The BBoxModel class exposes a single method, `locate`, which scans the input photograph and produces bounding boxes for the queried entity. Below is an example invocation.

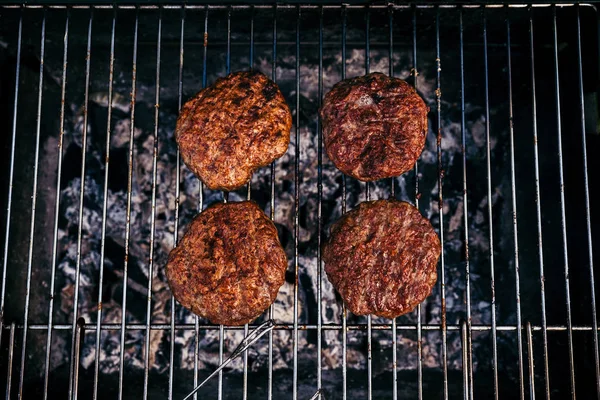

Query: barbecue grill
[0,1,598,399]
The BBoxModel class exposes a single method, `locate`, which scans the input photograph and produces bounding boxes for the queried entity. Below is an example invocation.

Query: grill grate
[0,2,599,399]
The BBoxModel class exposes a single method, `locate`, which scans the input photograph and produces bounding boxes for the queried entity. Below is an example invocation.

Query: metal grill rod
[459,7,474,399]
[142,8,162,399]
[93,8,116,399]
[482,10,499,400]
[16,8,46,400]
[388,6,398,400]
[528,8,552,399]
[506,9,525,400]
[293,7,301,400]
[317,5,324,400]
[0,5,22,358]
[575,4,600,397]
[340,6,348,400]
[412,6,424,399]
[68,9,93,400]
[169,5,186,400]
[268,5,277,399]
[43,8,69,400]
[119,5,139,398]
[435,6,449,400]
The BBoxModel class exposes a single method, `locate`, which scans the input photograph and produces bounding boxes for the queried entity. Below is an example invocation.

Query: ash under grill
[0,3,599,399]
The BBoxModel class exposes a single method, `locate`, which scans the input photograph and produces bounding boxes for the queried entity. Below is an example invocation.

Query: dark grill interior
[0,2,599,399]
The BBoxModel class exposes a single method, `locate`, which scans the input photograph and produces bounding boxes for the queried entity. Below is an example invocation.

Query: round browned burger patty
[165,201,287,326]
[175,70,292,191]
[319,72,428,181]
[323,200,440,319]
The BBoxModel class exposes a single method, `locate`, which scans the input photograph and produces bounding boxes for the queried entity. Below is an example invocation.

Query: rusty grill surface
[0,2,599,399]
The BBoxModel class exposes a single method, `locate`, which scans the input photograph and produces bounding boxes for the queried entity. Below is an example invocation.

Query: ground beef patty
[175,71,292,191]
[165,201,287,325]
[323,200,440,319]
[319,72,428,181]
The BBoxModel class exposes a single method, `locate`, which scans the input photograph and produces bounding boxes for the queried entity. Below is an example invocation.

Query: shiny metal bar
[18,9,46,400]
[528,8,551,399]
[388,6,397,399]
[317,5,324,399]
[435,7,449,399]
[364,6,372,400]
[6,323,16,399]
[93,8,116,399]
[292,7,301,400]
[119,6,139,399]
[0,7,22,351]
[527,322,535,400]
[6,322,600,332]
[341,6,348,400]
[459,8,474,399]
[412,6,423,399]
[142,8,162,400]
[72,318,84,400]
[43,9,70,400]
[68,9,93,400]
[461,320,468,400]
[575,4,599,397]
[482,11,499,400]
[506,10,525,400]
[169,5,186,400]
[268,6,277,400]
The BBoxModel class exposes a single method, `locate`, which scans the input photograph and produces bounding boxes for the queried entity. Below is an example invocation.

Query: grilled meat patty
[165,201,287,325]
[175,70,292,191]
[319,72,428,181]
[323,200,440,319]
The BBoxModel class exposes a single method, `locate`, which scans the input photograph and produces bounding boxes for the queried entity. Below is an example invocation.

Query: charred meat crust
[323,200,440,319]
[165,201,288,325]
[319,72,428,181]
[175,71,292,191]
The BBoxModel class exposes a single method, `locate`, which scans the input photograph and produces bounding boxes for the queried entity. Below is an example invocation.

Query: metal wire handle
[182,319,276,400]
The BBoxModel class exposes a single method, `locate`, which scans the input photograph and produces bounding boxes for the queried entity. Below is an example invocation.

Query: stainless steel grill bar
[528,8,552,399]
[527,322,535,399]
[292,7,301,400]
[388,6,398,399]
[243,7,252,397]
[461,320,468,400]
[556,6,577,399]
[72,318,84,399]
[68,9,93,399]
[317,6,324,400]
[194,9,206,400]
[340,6,348,400]
[93,8,116,399]
[364,6,373,400]
[412,6,424,399]
[506,10,525,400]
[459,8,474,399]
[118,6,139,398]
[6,322,600,331]
[120,6,139,398]
[169,5,186,400]
[268,6,277,399]
[435,7,449,400]
[0,6,21,352]
[0,4,595,10]
[18,9,46,400]
[142,8,162,399]
[5,323,16,399]
[482,11,499,400]
[575,4,600,398]
[43,8,69,400]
